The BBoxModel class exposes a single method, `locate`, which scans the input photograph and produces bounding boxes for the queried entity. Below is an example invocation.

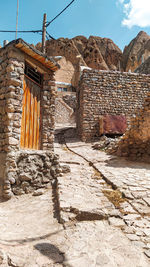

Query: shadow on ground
[34,242,72,267]
[104,156,150,170]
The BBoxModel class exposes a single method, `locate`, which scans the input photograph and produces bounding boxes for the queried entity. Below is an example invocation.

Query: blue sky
[0,0,150,51]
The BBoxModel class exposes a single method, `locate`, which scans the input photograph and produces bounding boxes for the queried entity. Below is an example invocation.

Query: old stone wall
[55,92,76,125]
[0,44,57,199]
[114,93,150,161]
[2,150,61,198]
[55,97,75,124]
[0,53,7,152]
[41,73,56,150]
[0,46,56,153]
[62,94,76,111]
[0,153,6,197]
[77,69,150,141]
[0,46,24,199]
[0,47,24,152]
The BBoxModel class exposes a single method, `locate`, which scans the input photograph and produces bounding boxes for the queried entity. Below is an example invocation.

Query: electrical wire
[0,29,55,40]
[46,31,55,40]
[0,0,76,40]
[0,1,76,40]
[46,0,75,28]
[0,30,42,33]
[0,1,76,39]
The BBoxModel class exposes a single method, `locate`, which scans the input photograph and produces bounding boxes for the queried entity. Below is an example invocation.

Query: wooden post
[16,0,19,39]
[42,13,47,53]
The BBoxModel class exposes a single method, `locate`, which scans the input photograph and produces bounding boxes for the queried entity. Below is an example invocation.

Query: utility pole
[42,13,47,53]
[16,0,19,39]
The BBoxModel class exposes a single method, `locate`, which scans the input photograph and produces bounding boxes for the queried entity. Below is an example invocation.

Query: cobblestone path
[59,127,150,260]
[0,126,150,266]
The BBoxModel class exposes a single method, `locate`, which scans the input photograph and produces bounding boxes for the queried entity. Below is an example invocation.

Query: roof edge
[0,38,60,72]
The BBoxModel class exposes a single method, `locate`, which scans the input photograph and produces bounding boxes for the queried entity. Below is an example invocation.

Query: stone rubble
[92,135,121,151]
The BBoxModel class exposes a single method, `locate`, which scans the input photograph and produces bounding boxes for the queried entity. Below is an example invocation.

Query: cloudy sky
[0,0,150,50]
[120,0,150,28]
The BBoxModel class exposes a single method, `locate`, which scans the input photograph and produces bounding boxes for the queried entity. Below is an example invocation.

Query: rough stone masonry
[0,39,61,200]
[77,69,150,141]
[113,92,150,162]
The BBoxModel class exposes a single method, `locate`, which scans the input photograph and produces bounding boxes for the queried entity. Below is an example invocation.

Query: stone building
[77,69,150,141]
[0,38,61,200]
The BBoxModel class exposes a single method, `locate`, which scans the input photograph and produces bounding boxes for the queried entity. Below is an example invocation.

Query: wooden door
[20,77,41,150]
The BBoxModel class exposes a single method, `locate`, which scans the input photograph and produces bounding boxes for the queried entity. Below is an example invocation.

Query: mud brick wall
[77,69,150,141]
[115,93,150,162]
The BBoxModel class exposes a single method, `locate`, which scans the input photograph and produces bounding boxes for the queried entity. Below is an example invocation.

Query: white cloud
[118,0,150,28]
[119,0,125,3]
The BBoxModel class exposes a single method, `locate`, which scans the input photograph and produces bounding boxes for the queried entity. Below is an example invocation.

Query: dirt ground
[0,126,150,266]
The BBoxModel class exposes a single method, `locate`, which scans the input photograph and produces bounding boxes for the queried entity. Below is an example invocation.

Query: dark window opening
[57,87,67,92]
[71,86,76,92]
[25,63,43,86]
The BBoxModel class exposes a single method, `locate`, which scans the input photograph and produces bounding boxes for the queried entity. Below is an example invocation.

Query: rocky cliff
[122,31,150,72]
[35,31,150,75]
[44,35,122,71]
[135,56,150,74]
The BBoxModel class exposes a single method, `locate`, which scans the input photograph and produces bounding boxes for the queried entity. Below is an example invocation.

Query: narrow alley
[0,126,150,266]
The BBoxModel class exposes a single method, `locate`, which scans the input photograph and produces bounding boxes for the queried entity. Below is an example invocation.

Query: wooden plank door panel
[20,80,27,148]
[33,86,38,149]
[29,85,34,149]
[36,91,40,150]
[25,86,31,148]
[20,77,41,150]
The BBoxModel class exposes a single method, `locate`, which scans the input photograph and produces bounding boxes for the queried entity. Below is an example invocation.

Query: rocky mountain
[43,35,123,71]
[35,31,150,74]
[135,56,150,74]
[122,31,150,72]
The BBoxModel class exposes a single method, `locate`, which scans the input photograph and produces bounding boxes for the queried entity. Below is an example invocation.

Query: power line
[0,0,76,40]
[0,29,56,41]
[46,0,75,28]
[0,30,42,33]
[0,28,56,44]
[0,1,76,40]
[46,31,55,40]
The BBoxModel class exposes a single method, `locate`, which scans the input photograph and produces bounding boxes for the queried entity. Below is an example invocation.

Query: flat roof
[1,38,60,72]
